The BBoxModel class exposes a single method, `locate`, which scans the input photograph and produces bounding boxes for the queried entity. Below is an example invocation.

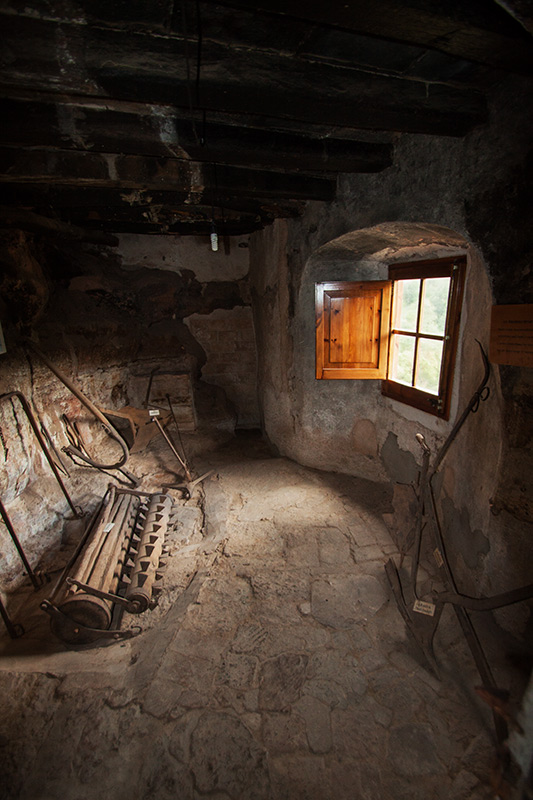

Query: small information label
[413,599,436,617]
[149,408,160,417]
[103,523,115,533]
[433,548,444,568]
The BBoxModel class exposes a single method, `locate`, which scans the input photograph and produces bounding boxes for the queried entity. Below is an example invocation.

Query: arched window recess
[315,255,466,420]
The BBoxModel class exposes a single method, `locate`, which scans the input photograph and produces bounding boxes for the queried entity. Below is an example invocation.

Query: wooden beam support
[0,184,305,220]
[0,147,336,201]
[66,218,267,236]
[3,0,531,75]
[0,98,394,174]
[0,15,488,136]
[203,0,533,75]
[0,206,119,245]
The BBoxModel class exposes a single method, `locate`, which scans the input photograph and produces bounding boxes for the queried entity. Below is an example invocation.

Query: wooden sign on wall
[490,304,533,366]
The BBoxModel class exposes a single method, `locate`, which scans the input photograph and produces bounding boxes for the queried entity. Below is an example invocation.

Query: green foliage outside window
[391,277,450,395]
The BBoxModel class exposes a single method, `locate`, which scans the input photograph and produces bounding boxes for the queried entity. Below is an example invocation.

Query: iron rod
[0,391,82,517]
[26,343,130,470]
[0,499,41,590]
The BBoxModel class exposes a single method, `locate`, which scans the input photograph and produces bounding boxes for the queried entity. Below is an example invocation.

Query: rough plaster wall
[250,76,532,636]
[185,306,260,428]
[249,222,294,444]
[117,233,250,282]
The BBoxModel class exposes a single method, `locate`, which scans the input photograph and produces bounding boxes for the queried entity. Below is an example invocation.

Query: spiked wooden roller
[41,486,174,644]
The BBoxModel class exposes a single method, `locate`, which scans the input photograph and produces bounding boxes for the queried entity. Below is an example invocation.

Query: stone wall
[186,306,259,428]
[249,75,533,640]
[0,231,255,580]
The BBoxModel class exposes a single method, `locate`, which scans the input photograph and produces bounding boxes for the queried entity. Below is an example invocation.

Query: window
[315,256,466,419]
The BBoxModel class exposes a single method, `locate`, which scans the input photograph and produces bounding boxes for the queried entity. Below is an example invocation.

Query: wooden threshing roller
[41,486,175,645]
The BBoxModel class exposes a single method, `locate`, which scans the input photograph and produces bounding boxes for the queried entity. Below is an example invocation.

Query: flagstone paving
[0,434,496,799]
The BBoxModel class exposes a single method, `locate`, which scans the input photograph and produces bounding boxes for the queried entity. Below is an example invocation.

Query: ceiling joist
[0,0,530,237]
[0,146,337,202]
[0,98,394,175]
[0,14,488,137]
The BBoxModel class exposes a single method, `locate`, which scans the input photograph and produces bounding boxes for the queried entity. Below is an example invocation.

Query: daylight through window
[315,256,466,419]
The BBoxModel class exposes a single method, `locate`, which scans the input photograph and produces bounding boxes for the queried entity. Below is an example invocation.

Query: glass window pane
[394,279,420,332]
[420,277,450,336]
[390,334,415,386]
[415,338,444,395]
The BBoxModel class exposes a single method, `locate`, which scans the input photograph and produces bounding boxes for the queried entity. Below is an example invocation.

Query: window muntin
[388,276,451,393]
[382,257,465,419]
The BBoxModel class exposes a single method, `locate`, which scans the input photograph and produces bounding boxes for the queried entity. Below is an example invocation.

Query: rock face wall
[0,232,257,580]
[250,76,533,640]
[186,306,259,428]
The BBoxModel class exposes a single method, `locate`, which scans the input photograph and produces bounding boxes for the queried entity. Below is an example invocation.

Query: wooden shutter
[315,281,392,379]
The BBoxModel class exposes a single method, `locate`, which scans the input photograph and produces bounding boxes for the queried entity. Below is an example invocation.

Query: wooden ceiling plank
[0,15,488,136]
[3,0,531,74]
[0,205,119,244]
[0,184,306,219]
[201,0,533,74]
[0,98,394,173]
[0,146,337,201]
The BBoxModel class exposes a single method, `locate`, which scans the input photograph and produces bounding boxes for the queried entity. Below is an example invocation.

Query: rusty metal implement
[41,485,174,645]
[0,391,82,517]
[385,342,533,745]
[26,342,130,471]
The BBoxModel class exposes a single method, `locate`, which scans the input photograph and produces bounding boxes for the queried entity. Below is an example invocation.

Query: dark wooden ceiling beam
[203,0,533,75]
[0,203,264,237]
[3,0,531,75]
[0,184,305,221]
[77,219,266,236]
[0,147,336,201]
[0,15,488,136]
[0,206,119,245]
[0,98,394,174]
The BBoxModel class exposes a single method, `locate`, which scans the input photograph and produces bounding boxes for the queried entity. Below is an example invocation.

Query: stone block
[311,575,387,628]
[189,711,269,797]
[259,653,309,711]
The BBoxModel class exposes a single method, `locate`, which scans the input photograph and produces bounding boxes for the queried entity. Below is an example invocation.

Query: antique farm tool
[0,391,84,638]
[151,412,193,482]
[0,500,44,592]
[0,593,24,639]
[26,342,130,470]
[166,393,193,479]
[100,404,170,454]
[41,485,174,645]
[156,394,214,493]
[0,498,41,638]
[385,342,492,674]
[62,413,140,488]
[0,391,82,517]
[385,342,533,744]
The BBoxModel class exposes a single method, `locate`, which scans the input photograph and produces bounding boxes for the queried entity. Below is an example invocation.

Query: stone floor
[0,431,505,799]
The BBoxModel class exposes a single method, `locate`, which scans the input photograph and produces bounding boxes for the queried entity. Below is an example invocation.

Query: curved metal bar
[0,391,82,517]
[411,343,508,743]
[433,583,533,612]
[428,340,490,480]
[26,342,130,470]
[0,499,43,590]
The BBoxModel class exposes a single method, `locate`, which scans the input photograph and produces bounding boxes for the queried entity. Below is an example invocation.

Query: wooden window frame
[381,256,465,420]
[315,256,466,421]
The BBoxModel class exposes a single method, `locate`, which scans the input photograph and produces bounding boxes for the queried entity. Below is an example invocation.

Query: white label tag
[103,523,115,533]
[413,599,436,617]
[433,548,444,568]
[149,408,160,417]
